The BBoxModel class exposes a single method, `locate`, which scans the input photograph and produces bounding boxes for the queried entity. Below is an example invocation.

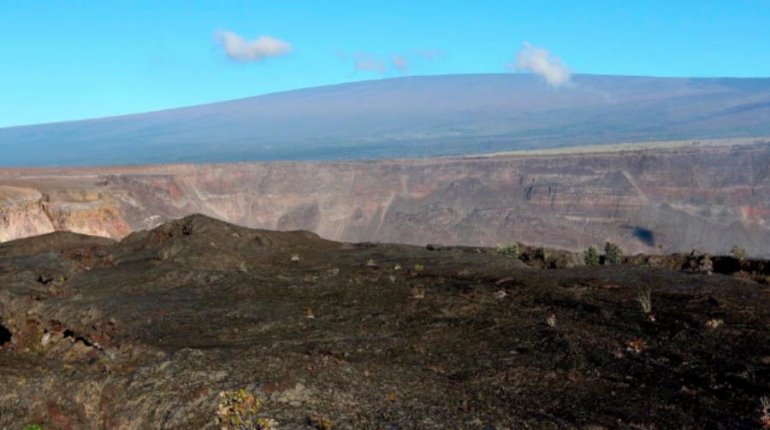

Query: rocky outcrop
[0,185,131,242]
[0,186,55,241]
[2,142,770,256]
[42,192,132,240]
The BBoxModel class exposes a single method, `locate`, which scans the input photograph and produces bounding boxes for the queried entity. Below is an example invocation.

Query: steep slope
[2,74,770,166]
[0,186,55,241]
[1,141,770,256]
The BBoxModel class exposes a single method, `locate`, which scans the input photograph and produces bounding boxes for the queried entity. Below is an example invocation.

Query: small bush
[699,255,713,275]
[604,242,622,265]
[216,389,276,430]
[545,314,557,328]
[584,246,600,266]
[730,245,747,259]
[496,243,521,257]
[637,289,652,314]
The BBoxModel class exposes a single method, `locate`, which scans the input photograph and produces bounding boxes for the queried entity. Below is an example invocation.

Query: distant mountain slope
[2,73,770,166]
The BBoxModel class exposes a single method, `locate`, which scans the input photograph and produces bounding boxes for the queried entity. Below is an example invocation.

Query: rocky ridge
[0,214,769,428]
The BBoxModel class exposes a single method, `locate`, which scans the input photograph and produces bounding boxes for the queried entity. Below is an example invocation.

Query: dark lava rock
[0,214,769,429]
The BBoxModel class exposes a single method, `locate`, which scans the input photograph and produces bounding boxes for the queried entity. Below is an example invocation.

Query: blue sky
[1,0,769,128]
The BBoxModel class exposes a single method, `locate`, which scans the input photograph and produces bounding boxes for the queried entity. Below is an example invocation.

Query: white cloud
[513,42,571,88]
[214,30,291,63]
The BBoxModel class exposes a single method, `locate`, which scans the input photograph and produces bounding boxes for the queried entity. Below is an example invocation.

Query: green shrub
[604,242,622,265]
[584,246,600,266]
[216,389,276,430]
[699,255,713,275]
[730,245,747,259]
[496,243,521,257]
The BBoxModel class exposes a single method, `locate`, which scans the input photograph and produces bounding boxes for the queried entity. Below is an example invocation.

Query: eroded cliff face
[42,190,133,240]
[0,185,132,242]
[1,142,769,256]
[0,186,54,241]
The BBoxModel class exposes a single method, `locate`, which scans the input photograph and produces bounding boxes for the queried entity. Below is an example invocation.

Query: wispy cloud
[391,55,409,74]
[354,53,387,73]
[414,49,444,60]
[214,30,291,63]
[338,49,441,75]
[512,42,571,88]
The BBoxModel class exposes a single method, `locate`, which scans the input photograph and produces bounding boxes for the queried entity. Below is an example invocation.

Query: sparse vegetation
[637,289,652,314]
[730,245,747,259]
[3,214,770,428]
[306,414,334,430]
[699,255,713,275]
[496,243,521,257]
[546,314,557,328]
[604,242,622,265]
[584,246,600,266]
[216,389,276,430]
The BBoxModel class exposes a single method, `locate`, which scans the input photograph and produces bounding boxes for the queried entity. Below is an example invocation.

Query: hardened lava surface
[0,215,769,429]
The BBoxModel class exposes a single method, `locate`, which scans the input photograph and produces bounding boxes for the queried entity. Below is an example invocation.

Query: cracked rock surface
[0,214,769,429]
